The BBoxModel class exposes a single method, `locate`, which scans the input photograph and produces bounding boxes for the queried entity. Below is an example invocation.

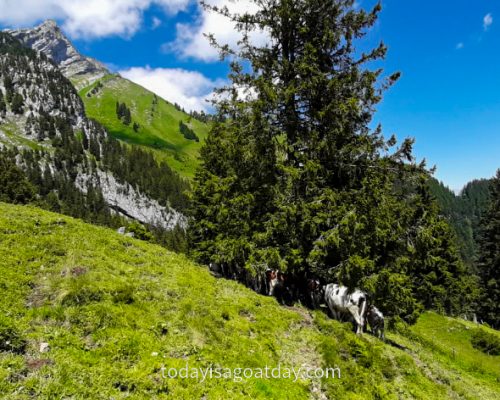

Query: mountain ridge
[0,30,187,243]
[7,20,108,89]
[4,19,209,178]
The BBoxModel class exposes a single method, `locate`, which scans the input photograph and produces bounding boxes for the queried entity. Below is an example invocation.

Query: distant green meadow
[80,75,209,178]
[0,202,499,399]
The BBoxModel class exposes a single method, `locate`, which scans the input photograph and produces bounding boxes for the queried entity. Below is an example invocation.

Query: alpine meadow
[0,1,499,399]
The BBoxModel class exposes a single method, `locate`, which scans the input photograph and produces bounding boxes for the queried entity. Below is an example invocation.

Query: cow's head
[265,269,277,281]
[307,279,321,292]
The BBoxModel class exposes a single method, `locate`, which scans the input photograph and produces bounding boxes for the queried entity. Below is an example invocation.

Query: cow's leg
[336,310,343,322]
[358,298,367,334]
[325,302,333,318]
[310,293,316,309]
[329,307,339,321]
[348,307,363,334]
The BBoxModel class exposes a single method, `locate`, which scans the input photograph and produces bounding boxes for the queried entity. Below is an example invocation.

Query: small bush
[127,221,153,241]
[0,316,26,354]
[471,329,500,356]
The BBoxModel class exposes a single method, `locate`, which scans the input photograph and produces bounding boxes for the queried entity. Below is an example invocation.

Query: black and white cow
[366,305,385,340]
[323,283,368,334]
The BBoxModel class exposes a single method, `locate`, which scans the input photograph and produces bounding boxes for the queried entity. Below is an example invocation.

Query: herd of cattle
[209,263,385,339]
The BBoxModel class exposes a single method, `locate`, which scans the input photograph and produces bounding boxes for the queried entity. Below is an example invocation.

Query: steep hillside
[80,75,209,177]
[6,20,209,178]
[0,31,187,243]
[1,202,499,399]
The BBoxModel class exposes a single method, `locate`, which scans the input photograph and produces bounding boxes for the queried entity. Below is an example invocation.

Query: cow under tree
[305,278,322,309]
[323,283,368,334]
[265,269,294,305]
[366,305,385,340]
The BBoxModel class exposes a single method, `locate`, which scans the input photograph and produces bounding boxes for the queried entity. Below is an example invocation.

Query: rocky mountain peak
[6,20,108,89]
[39,19,58,29]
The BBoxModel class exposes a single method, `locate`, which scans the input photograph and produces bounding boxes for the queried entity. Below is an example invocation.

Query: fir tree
[10,93,24,114]
[122,107,131,126]
[3,75,13,103]
[477,169,500,328]
[179,120,199,142]
[189,0,476,322]
[0,89,6,116]
[405,176,479,317]
[0,151,35,204]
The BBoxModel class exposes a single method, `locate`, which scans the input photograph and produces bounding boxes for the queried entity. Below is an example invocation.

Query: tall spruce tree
[0,151,35,204]
[190,0,476,321]
[0,89,6,116]
[477,169,500,328]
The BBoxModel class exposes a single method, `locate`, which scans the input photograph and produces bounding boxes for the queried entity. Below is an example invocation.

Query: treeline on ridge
[429,178,492,267]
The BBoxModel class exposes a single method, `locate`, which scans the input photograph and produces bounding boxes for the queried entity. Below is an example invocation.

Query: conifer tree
[477,169,500,328]
[10,93,24,114]
[3,75,13,103]
[0,89,6,116]
[190,0,407,287]
[189,0,476,321]
[404,176,479,317]
[0,152,35,204]
[122,107,131,126]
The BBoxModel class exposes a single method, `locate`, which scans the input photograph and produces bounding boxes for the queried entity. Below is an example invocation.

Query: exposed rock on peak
[40,19,58,29]
[6,20,108,89]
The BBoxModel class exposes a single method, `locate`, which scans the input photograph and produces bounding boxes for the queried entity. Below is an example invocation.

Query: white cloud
[456,42,464,50]
[152,16,162,29]
[483,13,493,31]
[166,0,268,62]
[119,66,223,112]
[0,0,190,39]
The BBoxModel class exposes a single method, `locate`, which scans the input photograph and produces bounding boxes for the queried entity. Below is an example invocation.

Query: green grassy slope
[391,313,500,398]
[79,75,209,178]
[1,202,499,399]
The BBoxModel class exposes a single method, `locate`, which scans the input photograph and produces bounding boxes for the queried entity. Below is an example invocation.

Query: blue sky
[0,0,499,191]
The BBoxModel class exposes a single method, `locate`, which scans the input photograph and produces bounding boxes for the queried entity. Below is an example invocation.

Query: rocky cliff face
[0,31,185,232]
[7,20,108,89]
[76,170,186,230]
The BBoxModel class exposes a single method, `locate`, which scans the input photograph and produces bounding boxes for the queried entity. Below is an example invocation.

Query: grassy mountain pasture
[0,202,499,399]
[80,75,209,178]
